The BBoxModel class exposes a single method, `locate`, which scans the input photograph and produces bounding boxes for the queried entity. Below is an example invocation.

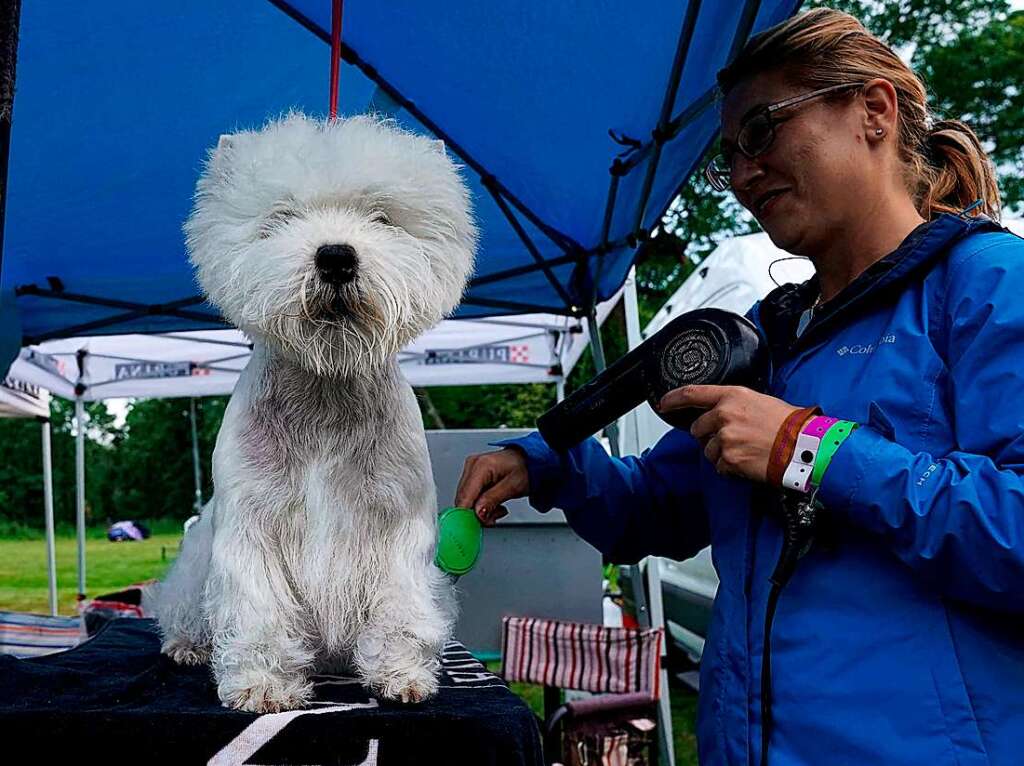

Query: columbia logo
[835,335,895,356]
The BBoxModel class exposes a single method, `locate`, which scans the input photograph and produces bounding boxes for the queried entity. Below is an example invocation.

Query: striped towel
[0,611,84,658]
[501,616,663,698]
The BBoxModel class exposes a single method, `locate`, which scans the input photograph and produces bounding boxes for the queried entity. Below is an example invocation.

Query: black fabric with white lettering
[0,619,543,766]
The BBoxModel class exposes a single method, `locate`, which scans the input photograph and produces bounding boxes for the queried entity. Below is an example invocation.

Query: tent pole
[190,397,203,513]
[74,396,86,604]
[622,266,676,766]
[555,378,566,403]
[621,266,643,457]
[0,0,22,273]
[585,308,619,457]
[40,417,57,615]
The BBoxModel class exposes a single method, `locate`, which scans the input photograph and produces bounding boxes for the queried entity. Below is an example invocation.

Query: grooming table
[0,618,543,766]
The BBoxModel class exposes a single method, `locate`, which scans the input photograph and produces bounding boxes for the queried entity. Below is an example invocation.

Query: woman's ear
[861,78,899,143]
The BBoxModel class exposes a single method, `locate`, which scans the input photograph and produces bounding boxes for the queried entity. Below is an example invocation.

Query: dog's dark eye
[371,211,392,227]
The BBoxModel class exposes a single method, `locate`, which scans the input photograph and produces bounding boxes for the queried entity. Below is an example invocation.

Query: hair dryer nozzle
[537,308,767,452]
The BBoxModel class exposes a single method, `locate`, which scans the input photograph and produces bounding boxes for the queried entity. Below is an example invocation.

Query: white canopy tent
[9,296,623,401]
[0,374,49,419]
[0,376,58,616]
[4,292,623,603]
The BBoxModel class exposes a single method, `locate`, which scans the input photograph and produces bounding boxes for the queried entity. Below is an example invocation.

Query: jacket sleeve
[490,428,710,564]
[817,233,1024,612]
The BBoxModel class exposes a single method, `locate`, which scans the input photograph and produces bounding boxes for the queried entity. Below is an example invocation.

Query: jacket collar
[756,213,1002,365]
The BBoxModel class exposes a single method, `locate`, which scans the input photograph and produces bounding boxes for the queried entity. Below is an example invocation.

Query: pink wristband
[801,415,838,438]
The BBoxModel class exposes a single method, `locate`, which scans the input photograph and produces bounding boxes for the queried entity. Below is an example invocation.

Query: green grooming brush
[435,507,483,577]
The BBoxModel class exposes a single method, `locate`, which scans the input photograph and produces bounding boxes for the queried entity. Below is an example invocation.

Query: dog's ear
[433,139,448,157]
[216,134,235,152]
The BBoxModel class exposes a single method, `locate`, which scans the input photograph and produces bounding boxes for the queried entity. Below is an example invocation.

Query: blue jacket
[496,214,1024,765]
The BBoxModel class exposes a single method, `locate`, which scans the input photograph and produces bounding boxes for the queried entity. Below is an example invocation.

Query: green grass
[0,530,179,615]
[670,682,700,765]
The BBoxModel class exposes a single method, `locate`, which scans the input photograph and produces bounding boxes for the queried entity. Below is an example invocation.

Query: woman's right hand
[454,447,530,526]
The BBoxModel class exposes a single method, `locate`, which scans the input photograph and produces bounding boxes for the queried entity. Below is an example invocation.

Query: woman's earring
[874,128,885,137]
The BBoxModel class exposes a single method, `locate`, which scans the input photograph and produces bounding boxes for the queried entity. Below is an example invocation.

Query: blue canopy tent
[1,0,799,353]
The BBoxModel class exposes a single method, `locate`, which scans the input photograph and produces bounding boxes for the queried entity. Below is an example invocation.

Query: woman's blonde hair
[717,8,1001,221]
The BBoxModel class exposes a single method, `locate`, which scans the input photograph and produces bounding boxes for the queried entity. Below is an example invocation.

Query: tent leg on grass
[189,397,203,513]
[40,417,57,615]
[74,396,86,603]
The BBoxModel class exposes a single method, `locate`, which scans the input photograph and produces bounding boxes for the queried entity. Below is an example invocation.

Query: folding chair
[501,616,664,766]
[0,611,84,658]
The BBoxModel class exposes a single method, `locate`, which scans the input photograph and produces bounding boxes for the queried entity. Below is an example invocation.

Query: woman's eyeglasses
[704,82,864,192]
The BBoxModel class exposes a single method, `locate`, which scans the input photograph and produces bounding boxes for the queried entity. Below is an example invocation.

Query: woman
[455,8,1023,766]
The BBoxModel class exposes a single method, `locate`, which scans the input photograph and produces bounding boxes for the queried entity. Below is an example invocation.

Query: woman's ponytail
[918,119,1001,220]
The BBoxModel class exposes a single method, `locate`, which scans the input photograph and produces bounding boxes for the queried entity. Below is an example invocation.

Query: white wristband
[782,432,823,493]
[793,431,823,465]
[782,458,814,493]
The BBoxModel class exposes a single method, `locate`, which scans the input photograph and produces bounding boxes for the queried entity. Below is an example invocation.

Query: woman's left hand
[657,385,803,483]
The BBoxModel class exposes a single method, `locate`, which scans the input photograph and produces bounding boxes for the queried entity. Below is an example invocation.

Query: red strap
[328,0,344,120]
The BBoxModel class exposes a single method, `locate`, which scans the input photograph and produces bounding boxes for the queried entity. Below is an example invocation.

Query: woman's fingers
[474,472,526,524]
[659,384,731,412]
[703,433,723,466]
[454,448,529,524]
[478,504,510,527]
[454,454,483,509]
[689,408,723,441]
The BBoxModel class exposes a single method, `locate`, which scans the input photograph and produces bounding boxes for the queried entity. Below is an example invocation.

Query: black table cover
[0,618,543,766]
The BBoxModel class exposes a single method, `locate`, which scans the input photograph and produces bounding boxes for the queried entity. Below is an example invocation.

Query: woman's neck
[811,195,926,303]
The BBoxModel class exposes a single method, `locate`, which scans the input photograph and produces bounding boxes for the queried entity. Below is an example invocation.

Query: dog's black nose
[315,244,358,285]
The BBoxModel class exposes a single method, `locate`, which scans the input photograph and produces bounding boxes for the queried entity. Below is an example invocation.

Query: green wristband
[811,420,859,486]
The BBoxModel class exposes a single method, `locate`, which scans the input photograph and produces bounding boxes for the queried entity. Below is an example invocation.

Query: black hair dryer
[537,308,768,452]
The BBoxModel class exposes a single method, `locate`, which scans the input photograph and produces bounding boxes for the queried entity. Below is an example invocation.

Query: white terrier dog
[150,113,476,713]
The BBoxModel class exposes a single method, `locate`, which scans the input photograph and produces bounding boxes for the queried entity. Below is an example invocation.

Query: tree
[112,396,226,522]
[0,398,121,530]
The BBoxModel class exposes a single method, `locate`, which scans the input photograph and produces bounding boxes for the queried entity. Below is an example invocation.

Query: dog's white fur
[149,113,476,713]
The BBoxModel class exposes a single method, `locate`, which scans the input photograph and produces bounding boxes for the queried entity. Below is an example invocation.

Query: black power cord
[761,581,784,766]
[761,488,819,766]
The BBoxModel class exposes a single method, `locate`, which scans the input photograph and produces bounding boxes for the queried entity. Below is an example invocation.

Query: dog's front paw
[161,636,211,666]
[218,671,314,713]
[375,666,440,704]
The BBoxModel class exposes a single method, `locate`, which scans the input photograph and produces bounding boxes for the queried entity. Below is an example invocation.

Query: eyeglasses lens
[705,157,729,191]
[739,113,774,156]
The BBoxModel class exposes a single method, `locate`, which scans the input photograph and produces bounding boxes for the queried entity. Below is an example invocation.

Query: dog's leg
[151,507,214,665]
[206,506,315,713]
[354,518,456,703]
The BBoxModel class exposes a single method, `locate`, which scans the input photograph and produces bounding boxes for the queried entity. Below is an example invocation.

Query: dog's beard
[256,271,420,378]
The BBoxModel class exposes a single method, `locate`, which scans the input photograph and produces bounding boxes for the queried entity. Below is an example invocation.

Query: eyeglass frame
[704,82,866,192]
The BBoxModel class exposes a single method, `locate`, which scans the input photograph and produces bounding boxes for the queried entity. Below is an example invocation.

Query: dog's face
[185,114,477,376]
